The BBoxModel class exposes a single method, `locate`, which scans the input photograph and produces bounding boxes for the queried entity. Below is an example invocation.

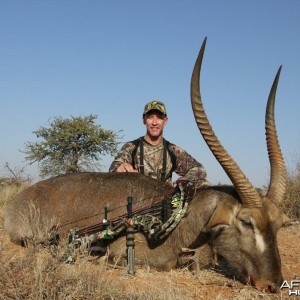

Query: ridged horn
[191,38,262,207]
[265,66,287,203]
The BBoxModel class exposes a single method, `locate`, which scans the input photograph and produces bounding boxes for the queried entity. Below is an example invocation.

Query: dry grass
[281,163,300,220]
[0,238,282,300]
[0,240,198,299]
[0,180,27,222]
[18,201,60,247]
[1,235,292,300]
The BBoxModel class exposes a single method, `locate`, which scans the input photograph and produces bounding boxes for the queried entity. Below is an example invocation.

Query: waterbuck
[4,38,287,292]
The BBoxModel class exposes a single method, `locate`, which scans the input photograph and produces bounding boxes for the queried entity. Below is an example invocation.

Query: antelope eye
[240,219,253,229]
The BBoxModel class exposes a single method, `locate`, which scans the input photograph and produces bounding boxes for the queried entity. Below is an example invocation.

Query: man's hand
[116,163,138,173]
[175,176,190,185]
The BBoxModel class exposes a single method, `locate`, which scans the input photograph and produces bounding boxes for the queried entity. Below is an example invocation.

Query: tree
[24,114,121,178]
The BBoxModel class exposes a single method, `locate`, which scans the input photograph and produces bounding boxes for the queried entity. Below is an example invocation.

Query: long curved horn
[265,67,287,203]
[191,38,262,207]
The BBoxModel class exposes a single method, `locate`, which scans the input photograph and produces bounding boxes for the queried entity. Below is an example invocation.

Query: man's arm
[109,142,138,173]
[170,144,210,188]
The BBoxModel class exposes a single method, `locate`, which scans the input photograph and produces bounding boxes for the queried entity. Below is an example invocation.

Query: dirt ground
[1,223,299,299]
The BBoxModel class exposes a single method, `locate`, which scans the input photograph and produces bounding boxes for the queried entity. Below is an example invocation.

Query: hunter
[109,100,210,188]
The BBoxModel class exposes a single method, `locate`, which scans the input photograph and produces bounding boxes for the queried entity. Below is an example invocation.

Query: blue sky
[0,1,299,187]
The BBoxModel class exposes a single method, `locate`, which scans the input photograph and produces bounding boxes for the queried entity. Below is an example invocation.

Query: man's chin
[149,130,162,137]
[149,135,162,140]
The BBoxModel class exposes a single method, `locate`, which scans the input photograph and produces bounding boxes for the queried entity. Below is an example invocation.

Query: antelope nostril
[255,278,280,293]
[268,283,279,293]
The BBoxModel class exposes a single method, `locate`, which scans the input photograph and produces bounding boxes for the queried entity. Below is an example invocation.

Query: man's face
[143,110,168,138]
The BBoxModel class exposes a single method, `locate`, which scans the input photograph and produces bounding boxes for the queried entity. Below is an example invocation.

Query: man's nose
[152,117,158,124]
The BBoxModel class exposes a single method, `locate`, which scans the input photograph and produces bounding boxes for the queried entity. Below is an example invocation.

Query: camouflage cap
[143,100,167,116]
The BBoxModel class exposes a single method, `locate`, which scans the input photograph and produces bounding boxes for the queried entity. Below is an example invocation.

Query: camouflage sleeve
[169,144,210,188]
[109,142,136,172]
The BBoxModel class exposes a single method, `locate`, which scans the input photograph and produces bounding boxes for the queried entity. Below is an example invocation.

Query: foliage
[24,115,121,178]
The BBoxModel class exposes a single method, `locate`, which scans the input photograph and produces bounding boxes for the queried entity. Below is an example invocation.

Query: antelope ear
[264,198,291,227]
[281,213,299,227]
[205,201,238,230]
[282,212,291,225]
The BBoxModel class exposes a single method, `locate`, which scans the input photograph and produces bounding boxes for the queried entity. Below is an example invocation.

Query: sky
[0,1,299,187]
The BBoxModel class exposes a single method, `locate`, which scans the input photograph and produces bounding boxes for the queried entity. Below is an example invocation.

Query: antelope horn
[265,66,287,203]
[191,38,262,207]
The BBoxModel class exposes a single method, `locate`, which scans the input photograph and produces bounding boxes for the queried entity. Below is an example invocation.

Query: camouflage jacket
[109,137,210,188]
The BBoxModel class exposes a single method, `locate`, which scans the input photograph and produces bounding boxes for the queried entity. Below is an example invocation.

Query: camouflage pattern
[109,139,210,188]
[143,100,167,116]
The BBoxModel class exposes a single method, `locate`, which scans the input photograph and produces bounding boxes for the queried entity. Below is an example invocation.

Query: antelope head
[191,38,287,292]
